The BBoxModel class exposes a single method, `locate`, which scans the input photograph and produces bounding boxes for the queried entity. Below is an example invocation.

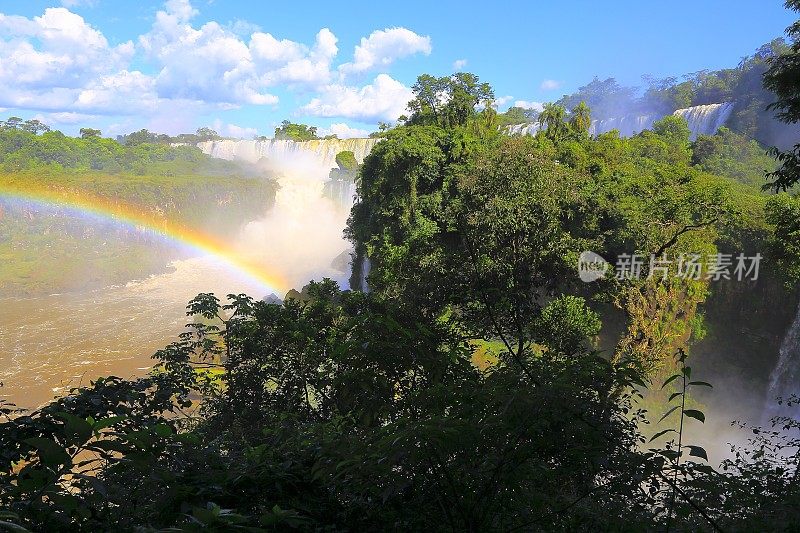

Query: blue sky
[0,0,795,138]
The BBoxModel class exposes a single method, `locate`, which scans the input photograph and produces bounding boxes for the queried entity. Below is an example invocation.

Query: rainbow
[0,183,289,295]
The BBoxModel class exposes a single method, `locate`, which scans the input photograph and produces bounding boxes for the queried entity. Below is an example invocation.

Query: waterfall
[506,123,542,136]
[198,138,380,168]
[199,137,380,291]
[765,303,800,418]
[673,102,735,140]
[589,114,658,137]
[360,256,371,292]
[503,102,734,140]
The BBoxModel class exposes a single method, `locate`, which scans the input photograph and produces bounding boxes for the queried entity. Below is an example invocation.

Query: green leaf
[92,416,125,431]
[683,409,705,423]
[658,405,680,423]
[659,449,680,460]
[153,423,173,437]
[23,437,71,468]
[56,412,92,445]
[668,392,683,403]
[661,374,680,389]
[0,520,33,532]
[688,381,713,388]
[686,445,708,461]
[649,428,677,442]
[682,366,692,379]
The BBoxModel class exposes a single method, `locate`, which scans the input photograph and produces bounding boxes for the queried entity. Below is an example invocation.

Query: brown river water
[0,257,267,409]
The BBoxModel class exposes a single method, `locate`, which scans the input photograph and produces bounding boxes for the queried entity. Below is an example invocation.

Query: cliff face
[693,274,800,418]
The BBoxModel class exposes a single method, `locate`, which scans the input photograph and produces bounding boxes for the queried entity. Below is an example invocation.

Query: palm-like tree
[537,103,568,140]
[569,101,592,135]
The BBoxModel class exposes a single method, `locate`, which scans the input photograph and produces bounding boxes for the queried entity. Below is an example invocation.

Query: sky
[0,0,795,138]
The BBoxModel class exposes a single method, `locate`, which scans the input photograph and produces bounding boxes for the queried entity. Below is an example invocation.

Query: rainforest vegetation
[1,3,800,531]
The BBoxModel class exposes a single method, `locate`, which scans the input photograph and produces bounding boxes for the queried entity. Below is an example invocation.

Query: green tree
[498,105,538,126]
[79,128,102,139]
[2,116,23,130]
[195,127,219,141]
[538,102,568,140]
[335,150,358,171]
[20,119,50,135]
[274,120,319,141]
[764,0,800,190]
[406,72,494,128]
[569,101,592,135]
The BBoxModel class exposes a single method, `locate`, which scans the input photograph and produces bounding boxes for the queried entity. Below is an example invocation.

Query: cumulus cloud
[139,2,280,106]
[540,79,562,91]
[211,119,258,139]
[74,70,159,114]
[452,58,468,70]
[514,100,544,112]
[0,8,133,90]
[339,27,431,75]
[0,1,433,131]
[0,8,135,112]
[493,95,514,109]
[301,74,413,122]
[33,111,99,125]
[257,29,338,88]
[139,1,341,105]
[320,122,370,138]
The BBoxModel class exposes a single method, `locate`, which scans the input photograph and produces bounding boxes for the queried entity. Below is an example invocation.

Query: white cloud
[33,111,99,125]
[74,70,158,114]
[514,100,544,112]
[320,122,370,138]
[540,79,562,91]
[139,2,340,105]
[0,8,135,112]
[211,119,258,138]
[493,95,514,109]
[339,27,431,75]
[301,74,413,122]
[0,2,433,132]
[227,19,261,37]
[139,2,280,106]
[164,0,197,22]
[256,29,338,88]
[60,0,97,8]
[452,58,467,70]
[0,8,133,90]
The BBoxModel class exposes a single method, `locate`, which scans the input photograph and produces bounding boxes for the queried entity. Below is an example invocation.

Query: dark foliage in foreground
[1,283,799,532]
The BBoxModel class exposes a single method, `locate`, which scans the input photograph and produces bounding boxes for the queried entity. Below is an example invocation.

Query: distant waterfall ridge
[198,138,379,168]
[766,303,800,416]
[198,137,380,290]
[588,114,658,137]
[673,102,735,140]
[505,102,734,139]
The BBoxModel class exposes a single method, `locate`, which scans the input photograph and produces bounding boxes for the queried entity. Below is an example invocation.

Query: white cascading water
[674,102,735,140]
[198,138,379,171]
[507,123,542,136]
[589,114,658,137]
[199,137,380,289]
[505,102,735,140]
[765,303,800,418]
